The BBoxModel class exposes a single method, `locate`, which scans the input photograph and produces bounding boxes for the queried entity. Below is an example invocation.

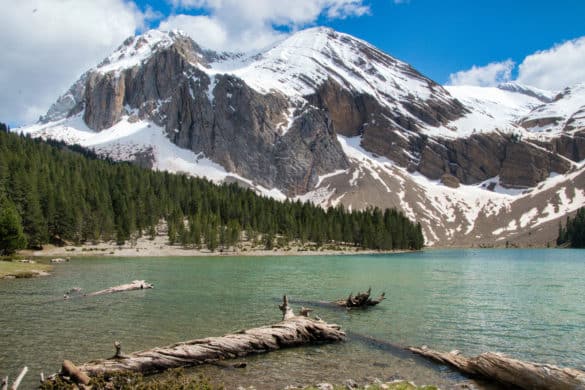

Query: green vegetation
[41,370,222,389]
[0,260,51,278]
[0,124,424,253]
[557,207,585,248]
[40,369,437,390]
[297,382,437,390]
[0,194,27,255]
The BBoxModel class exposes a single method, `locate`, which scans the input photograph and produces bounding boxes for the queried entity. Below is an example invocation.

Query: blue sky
[136,0,585,85]
[2,0,585,125]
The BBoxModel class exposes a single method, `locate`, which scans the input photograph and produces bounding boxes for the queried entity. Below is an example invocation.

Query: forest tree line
[557,207,585,248]
[0,124,424,255]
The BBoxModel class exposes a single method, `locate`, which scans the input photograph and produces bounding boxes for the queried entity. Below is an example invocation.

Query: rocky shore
[22,233,409,259]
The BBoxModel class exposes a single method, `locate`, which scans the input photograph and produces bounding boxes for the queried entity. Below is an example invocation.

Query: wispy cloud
[448,60,515,87]
[160,0,370,51]
[448,36,585,90]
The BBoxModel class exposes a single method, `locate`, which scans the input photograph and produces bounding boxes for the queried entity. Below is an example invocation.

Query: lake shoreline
[0,260,53,279]
[24,247,411,259]
[20,234,414,259]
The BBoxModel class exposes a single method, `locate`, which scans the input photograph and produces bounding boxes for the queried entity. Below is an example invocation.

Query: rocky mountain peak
[519,83,585,133]
[497,82,555,103]
[96,30,203,73]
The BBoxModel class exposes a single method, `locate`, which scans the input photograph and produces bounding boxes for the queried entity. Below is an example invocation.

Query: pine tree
[0,129,425,252]
[0,195,27,255]
[22,191,47,248]
[557,221,566,246]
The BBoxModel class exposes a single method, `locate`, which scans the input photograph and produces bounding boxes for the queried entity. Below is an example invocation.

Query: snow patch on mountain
[520,83,585,133]
[439,85,543,137]
[19,116,287,200]
[97,30,180,74]
[497,82,556,103]
[206,27,452,124]
[334,134,524,243]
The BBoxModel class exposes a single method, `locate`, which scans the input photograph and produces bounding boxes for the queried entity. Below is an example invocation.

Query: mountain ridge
[20,27,585,247]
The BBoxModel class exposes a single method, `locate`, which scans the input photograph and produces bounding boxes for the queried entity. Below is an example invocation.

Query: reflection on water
[0,249,584,389]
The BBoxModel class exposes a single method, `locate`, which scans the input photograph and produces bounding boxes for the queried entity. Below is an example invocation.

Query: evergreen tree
[557,208,585,248]
[0,195,27,255]
[264,232,274,250]
[0,128,425,252]
[22,190,47,248]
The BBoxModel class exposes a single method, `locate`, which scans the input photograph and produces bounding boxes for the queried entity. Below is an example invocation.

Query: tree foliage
[0,194,28,255]
[0,126,425,251]
[557,208,585,248]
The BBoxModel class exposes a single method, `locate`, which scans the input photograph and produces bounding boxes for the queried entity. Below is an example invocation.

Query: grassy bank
[0,260,52,279]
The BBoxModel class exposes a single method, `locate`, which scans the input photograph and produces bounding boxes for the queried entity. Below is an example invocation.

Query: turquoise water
[0,249,584,389]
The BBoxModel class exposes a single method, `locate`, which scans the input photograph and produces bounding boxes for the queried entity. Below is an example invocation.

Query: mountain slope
[20,28,585,247]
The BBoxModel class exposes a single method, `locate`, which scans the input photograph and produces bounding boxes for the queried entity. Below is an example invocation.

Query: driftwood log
[45,296,344,385]
[334,288,385,308]
[61,281,153,301]
[408,345,585,390]
[87,280,153,296]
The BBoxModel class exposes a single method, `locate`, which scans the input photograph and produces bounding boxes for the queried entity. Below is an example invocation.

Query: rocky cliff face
[59,33,349,196]
[415,133,573,188]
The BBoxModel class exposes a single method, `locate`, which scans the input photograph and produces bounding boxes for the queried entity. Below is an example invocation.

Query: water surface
[0,249,583,388]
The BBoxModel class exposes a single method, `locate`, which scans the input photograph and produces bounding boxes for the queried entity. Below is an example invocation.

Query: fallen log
[87,280,153,296]
[333,288,385,308]
[59,281,153,301]
[408,345,585,390]
[45,296,344,385]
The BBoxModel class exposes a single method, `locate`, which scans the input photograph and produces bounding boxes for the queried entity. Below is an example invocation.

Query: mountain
[497,82,555,103]
[20,27,585,247]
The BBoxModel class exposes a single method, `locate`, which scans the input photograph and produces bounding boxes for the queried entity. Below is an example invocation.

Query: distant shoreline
[20,234,412,259]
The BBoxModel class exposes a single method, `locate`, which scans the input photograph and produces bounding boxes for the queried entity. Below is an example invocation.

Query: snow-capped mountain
[20,27,585,247]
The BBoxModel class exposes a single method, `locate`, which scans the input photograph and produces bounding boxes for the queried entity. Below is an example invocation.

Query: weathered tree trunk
[408,346,585,390]
[45,296,344,385]
[61,360,90,386]
[334,288,385,308]
[87,280,153,296]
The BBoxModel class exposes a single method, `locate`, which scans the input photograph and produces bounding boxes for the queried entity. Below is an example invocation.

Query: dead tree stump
[334,288,385,308]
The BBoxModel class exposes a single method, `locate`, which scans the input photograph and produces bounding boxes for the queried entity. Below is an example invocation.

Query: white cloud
[159,15,230,50]
[160,0,369,52]
[0,0,147,125]
[517,37,585,91]
[448,60,515,87]
[448,36,585,90]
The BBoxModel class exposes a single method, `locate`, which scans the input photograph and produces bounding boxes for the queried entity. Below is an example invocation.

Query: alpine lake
[1,249,584,389]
